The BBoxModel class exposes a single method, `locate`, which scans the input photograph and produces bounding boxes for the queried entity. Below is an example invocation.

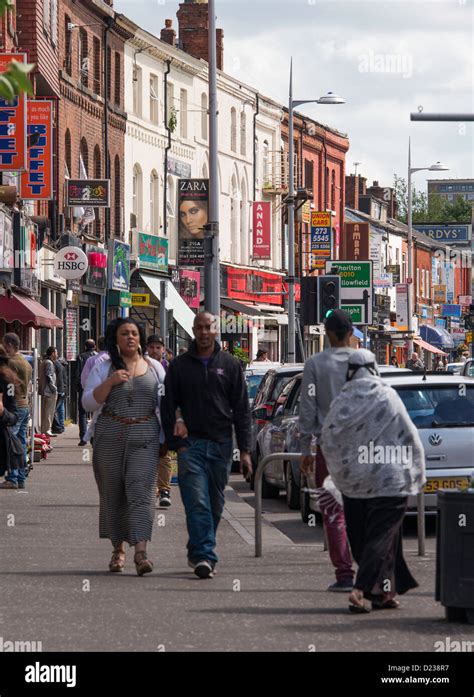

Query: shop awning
[420,324,454,350]
[220,298,263,316]
[140,273,195,337]
[414,338,448,356]
[0,291,63,329]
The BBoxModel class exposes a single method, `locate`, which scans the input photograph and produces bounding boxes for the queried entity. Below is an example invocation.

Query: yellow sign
[467,331,473,344]
[131,293,150,307]
[311,211,331,227]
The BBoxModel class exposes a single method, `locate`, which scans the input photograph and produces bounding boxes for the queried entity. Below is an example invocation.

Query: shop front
[79,244,108,343]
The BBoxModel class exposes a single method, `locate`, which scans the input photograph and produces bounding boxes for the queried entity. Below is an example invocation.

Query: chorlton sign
[53,246,88,280]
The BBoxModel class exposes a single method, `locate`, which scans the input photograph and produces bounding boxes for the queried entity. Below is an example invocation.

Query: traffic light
[317,275,341,323]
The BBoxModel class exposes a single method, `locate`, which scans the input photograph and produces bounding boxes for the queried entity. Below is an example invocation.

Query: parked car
[244,365,273,408]
[254,373,303,502]
[462,359,474,378]
[446,362,464,375]
[249,364,304,484]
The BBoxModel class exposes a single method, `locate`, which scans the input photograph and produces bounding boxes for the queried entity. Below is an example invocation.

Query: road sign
[325,260,373,325]
[342,305,363,323]
[131,293,150,306]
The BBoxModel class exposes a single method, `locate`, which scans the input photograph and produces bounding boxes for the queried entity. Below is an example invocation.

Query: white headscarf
[320,350,426,498]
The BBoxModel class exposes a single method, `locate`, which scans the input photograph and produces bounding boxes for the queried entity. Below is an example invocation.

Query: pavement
[0,424,472,653]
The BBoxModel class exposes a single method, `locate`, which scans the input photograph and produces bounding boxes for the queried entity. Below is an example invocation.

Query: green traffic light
[325,310,334,319]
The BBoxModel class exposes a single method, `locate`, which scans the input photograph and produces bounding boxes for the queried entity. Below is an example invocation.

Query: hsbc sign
[53,246,88,280]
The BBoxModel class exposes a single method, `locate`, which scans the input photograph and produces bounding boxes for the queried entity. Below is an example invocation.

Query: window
[240,112,246,156]
[94,146,101,238]
[43,0,51,34]
[402,253,406,282]
[132,164,143,230]
[304,159,314,190]
[80,138,89,176]
[150,74,159,125]
[230,108,237,152]
[79,29,89,88]
[180,89,188,138]
[93,37,101,95]
[50,0,58,46]
[166,83,174,125]
[201,93,207,140]
[150,170,159,232]
[115,156,121,238]
[114,53,121,107]
[331,170,336,211]
[64,16,72,76]
[262,140,269,185]
[133,65,143,116]
[416,268,420,297]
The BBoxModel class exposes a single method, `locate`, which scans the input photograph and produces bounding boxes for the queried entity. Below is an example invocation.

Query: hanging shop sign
[138,233,168,273]
[66,179,110,207]
[178,178,208,267]
[108,239,130,291]
[0,53,27,171]
[20,100,53,200]
[83,244,107,292]
[252,201,271,260]
[65,307,79,361]
[53,245,88,280]
[311,212,332,270]
[0,209,14,271]
[176,269,200,309]
[344,222,369,261]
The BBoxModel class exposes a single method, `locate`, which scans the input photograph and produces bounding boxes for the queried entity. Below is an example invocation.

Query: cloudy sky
[114,0,473,193]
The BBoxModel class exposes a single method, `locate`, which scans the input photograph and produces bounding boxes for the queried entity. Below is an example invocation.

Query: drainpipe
[163,60,172,238]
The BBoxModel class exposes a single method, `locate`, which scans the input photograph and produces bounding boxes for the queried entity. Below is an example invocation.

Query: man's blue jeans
[6,406,29,485]
[53,393,65,432]
[177,437,233,566]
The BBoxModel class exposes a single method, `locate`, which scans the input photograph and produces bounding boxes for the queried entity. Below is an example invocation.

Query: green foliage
[232,347,249,364]
[168,107,177,133]
[0,0,14,14]
[393,175,472,225]
[0,1,35,100]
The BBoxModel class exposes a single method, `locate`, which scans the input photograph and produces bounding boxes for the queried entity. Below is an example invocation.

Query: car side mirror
[253,406,270,421]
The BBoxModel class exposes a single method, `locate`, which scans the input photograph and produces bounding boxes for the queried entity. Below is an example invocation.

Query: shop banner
[20,100,53,199]
[0,53,27,171]
[178,178,208,267]
[177,269,200,309]
[66,179,110,207]
[83,244,107,292]
[108,239,130,291]
[138,233,168,273]
[252,201,271,259]
[344,221,369,261]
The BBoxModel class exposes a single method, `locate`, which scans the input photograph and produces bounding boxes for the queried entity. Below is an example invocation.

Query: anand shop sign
[66,179,110,207]
[252,201,271,259]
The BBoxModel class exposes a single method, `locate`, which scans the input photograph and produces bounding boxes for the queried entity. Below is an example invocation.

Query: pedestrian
[389,355,399,368]
[405,352,424,371]
[146,334,172,507]
[39,347,58,437]
[299,309,356,592]
[76,339,97,446]
[80,336,107,389]
[1,333,32,488]
[82,318,166,576]
[52,354,68,434]
[320,349,425,613]
[255,349,270,362]
[0,346,25,490]
[435,356,445,371]
[165,348,173,363]
[461,351,470,363]
[161,311,252,579]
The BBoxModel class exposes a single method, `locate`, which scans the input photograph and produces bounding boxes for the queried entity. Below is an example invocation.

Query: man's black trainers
[159,489,171,507]
[194,560,214,579]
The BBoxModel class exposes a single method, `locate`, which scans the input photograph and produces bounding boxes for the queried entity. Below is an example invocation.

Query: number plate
[424,477,470,493]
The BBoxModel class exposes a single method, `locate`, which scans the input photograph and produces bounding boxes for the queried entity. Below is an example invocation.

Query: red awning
[0,292,63,329]
[414,338,447,356]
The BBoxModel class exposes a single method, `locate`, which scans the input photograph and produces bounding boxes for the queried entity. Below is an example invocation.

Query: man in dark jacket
[161,312,252,579]
[76,339,96,446]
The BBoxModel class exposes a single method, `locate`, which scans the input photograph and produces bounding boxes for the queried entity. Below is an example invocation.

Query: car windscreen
[245,373,266,400]
[270,374,298,402]
[395,385,474,428]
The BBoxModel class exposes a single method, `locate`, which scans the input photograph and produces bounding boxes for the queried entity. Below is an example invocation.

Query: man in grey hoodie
[299,310,355,592]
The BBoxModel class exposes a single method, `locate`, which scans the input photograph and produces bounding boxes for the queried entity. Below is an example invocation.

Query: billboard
[252,201,271,259]
[20,100,54,200]
[108,239,130,291]
[0,53,27,171]
[310,211,332,269]
[178,178,208,267]
[344,222,369,261]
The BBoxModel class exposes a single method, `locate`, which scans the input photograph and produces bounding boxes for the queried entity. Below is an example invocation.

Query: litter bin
[436,489,474,624]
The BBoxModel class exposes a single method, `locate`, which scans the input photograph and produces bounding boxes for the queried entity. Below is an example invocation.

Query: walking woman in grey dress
[82,318,166,576]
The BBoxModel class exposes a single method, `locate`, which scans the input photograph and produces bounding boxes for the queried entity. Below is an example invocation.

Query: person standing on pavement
[299,310,356,593]
[52,354,68,434]
[2,333,32,488]
[405,352,424,371]
[40,347,58,437]
[82,318,166,576]
[161,312,252,579]
[320,349,425,613]
[146,334,172,507]
[80,336,107,389]
[76,339,97,446]
[0,346,24,489]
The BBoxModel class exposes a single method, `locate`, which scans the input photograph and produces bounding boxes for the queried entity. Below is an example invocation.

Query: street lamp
[287,60,345,363]
[406,138,449,355]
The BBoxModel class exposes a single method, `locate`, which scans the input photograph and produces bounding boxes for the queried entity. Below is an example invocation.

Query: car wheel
[261,471,280,499]
[445,606,466,623]
[285,462,300,510]
[300,475,312,524]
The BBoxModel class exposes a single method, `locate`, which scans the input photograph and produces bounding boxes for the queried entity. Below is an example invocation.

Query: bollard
[417,491,426,556]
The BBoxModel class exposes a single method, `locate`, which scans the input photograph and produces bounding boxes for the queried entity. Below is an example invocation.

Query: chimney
[373,180,379,187]
[103,0,113,5]
[177,0,224,70]
[161,19,177,46]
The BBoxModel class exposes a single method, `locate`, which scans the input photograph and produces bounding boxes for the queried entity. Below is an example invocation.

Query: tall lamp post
[406,139,449,356]
[287,60,345,363]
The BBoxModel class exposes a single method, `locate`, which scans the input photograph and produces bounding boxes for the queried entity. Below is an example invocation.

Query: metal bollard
[417,491,426,556]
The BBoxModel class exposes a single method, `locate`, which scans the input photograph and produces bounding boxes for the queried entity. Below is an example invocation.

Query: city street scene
[0,0,473,690]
